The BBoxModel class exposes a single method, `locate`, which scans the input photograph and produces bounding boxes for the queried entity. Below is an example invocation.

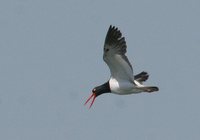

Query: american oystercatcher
[85,25,159,108]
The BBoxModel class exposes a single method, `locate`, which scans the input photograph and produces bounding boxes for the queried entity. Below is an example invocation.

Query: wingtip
[109,25,117,30]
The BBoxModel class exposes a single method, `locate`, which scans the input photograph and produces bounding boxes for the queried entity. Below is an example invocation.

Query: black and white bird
[85,25,159,108]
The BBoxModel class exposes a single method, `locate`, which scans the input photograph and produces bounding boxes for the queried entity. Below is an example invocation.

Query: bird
[84,25,159,108]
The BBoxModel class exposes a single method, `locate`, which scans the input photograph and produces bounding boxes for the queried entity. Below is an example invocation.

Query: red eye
[92,89,96,93]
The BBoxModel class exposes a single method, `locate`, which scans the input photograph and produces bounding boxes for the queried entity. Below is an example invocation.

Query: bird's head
[84,81,110,108]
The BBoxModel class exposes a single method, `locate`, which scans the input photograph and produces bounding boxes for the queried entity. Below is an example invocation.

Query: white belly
[109,78,142,95]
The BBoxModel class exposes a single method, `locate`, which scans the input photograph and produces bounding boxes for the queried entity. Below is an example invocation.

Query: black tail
[143,86,159,92]
[134,71,149,82]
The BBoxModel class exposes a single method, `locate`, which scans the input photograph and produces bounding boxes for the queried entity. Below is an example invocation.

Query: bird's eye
[92,89,96,93]
[105,48,109,52]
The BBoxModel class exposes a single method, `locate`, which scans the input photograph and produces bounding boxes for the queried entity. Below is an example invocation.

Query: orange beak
[84,92,96,109]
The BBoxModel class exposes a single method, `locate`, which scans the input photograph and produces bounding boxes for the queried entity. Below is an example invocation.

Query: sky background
[0,0,200,140]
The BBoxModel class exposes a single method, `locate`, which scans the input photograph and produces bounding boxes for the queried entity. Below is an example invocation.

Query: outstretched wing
[103,25,134,80]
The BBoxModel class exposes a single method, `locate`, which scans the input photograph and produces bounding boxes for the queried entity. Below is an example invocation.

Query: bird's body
[85,25,159,108]
[109,78,144,94]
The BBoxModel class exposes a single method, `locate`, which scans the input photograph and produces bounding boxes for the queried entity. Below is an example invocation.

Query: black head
[92,81,111,97]
[84,81,111,108]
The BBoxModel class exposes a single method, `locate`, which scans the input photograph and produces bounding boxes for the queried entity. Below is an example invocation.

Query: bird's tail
[134,71,149,83]
[142,86,159,92]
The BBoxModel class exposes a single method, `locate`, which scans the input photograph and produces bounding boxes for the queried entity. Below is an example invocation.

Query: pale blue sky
[0,0,200,140]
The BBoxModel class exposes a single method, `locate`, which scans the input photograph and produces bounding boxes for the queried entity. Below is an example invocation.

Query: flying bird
[85,25,159,108]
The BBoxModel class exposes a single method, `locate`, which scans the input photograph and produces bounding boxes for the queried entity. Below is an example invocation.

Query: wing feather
[103,25,134,80]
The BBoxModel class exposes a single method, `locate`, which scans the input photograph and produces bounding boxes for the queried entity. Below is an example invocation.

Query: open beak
[84,92,96,108]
